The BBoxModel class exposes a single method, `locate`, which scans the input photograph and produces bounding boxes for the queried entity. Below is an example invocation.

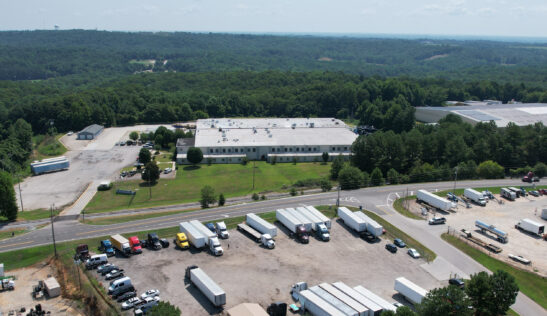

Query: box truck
[354,212,383,237]
[542,208,547,220]
[464,188,486,206]
[246,213,277,237]
[394,277,427,305]
[416,190,455,212]
[180,222,206,249]
[306,205,332,229]
[338,207,367,233]
[190,220,223,256]
[332,282,382,316]
[109,234,131,257]
[186,266,226,307]
[295,207,330,241]
[276,209,309,243]
[515,218,545,236]
[298,290,345,316]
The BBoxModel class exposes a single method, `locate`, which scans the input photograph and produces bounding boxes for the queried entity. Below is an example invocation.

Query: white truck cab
[209,237,224,256]
[215,221,229,239]
[261,234,275,249]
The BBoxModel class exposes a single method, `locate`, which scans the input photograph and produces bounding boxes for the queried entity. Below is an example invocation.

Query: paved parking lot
[17,125,173,211]
[96,220,443,315]
[409,193,547,276]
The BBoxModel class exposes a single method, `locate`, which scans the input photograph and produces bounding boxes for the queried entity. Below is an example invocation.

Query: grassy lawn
[0,208,60,222]
[32,134,67,161]
[0,228,29,241]
[441,233,547,309]
[82,208,199,225]
[85,161,330,213]
[392,195,422,220]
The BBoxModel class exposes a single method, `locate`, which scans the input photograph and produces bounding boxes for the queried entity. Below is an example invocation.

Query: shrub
[252,193,259,201]
[290,187,297,196]
[338,166,363,190]
[370,167,384,186]
[320,178,332,192]
[476,160,504,179]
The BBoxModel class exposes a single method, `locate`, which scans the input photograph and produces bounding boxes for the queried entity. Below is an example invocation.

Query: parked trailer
[296,207,330,241]
[298,289,345,316]
[246,213,277,237]
[464,188,486,206]
[31,156,67,166]
[286,208,313,232]
[180,222,206,248]
[542,209,547,221]
[332,282,382,316]
[416,190,455,212]
[354,212,383,237]
[237,223,262,242]
[353,286,396,312]
[460,229,502,253]
[186,266,226,307]
[31,159,69,175]
[306,205,332,228]
[109,234,131,256]
[338,207,367,233]
[475,220,508,243]
[515,218,545,236]
[310,285,359,316]
[500,188,516,201]
[394,277,427,305]
[319,283,369,316]
[276,209,305,233]
[508,187,522,198]
[190,220,223,255]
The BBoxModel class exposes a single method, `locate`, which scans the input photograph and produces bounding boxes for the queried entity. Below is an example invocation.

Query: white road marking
[395,192,400,198]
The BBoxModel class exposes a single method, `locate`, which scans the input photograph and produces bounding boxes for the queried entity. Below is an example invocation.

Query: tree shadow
[183,165,201,171]
[138,181,158,188]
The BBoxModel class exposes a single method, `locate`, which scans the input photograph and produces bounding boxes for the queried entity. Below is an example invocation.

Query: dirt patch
[424,54,449,61]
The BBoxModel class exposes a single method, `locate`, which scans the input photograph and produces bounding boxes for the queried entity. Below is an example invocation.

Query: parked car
[67,131,73,136]
[164,168,172,174]
[105,269,124,280]
[116,291,136,302]
[393,302,405,308]
[407,248,421,258]
[449,278,465,288]
[361,231,376,242]
[140,289,160,300]
[100,265,119,276]
[538,188,546,195]
[529,190,540,197]
[428,217,446,225]
[394,238,406,248]
[205,223,216,233]
[97,263,114,274]
[385,244,398,253]
[121,297,142,310]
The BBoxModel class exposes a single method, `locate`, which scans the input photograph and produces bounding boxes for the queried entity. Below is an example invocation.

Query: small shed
[44,277,61,298]
[77,124,104,140]
[227,303,268,316]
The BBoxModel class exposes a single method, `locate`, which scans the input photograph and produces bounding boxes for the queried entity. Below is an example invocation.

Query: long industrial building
[416,103,547,127]
[176,118,358,164]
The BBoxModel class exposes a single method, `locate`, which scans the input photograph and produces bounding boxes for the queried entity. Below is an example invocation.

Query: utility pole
[336,185,341,207]
[252,160,256,190]
[453,167,458,195]
[148,168,152,199]
[50,204,57,258]
[17,174,24,212]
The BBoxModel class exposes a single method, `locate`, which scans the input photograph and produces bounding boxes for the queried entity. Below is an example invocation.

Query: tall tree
[147,301,181,316]
[129,131,139,141]
[465,271,518,316]
[338,165,363,190]
[200,185,216,208]
[330,155,345,180]
[370,167,384,186]
[0,171,18,220]
[187,147,203,165]
[322,152,329,164]
[417,286,472,316]
[141,161,160,183]
[138,147,152,164]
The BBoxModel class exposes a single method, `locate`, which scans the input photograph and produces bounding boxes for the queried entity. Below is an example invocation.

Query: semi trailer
[500,188,516,201]
[515,218,545,236]
[475,220,508,243]
[246,213,277,237]
[464,188,486,206]
[186,266,226,307]
[276,209,309,243]
[416,190,455,212]
[306,205,332,229]
[296,207,330,241]
[318,283,369,316]
[338,207,367,233]
[190,220,223,256]
[285,208,313,232]
[353,286,396,312]
[298,289,345,316]
[237,223,275,249]
[180,222,206,249]
[332,282,382,316]
[354,212,383,237]
[309,285,359,316]
[394,277,427,305]
[30,157,70,175]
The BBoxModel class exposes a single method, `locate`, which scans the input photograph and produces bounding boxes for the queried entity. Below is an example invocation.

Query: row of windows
[206,146,349,154]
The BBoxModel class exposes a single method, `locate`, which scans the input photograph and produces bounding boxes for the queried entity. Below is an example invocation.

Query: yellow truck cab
[175,232,189,249]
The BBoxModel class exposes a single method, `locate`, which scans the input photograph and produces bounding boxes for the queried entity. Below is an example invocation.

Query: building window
[332,147,335,151]
[284,148,288,152]
[222,158,225,162]
[247,148,250,152]
[229,158,232,162]
[308,148,311,152]
[238,158,241,161]
[296,148,299,152]
[253,148,256,152]
[235,148,238,153]
[222,149,226,153]
[228,149,231,153]
[344,147,348,150]
[209,149,213,153]
[241,148,244,152]
[271,148,275,152]
[216,149,219,153]
[338,147,341,151]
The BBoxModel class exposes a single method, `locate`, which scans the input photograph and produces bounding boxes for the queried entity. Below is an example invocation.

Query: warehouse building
[176,118,358,164]
[77,124,104,140]
[416,103,547,127]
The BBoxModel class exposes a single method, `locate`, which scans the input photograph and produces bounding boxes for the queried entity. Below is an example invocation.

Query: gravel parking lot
[410,193,547,276]
[17,125,173,211]
[96,220,443,315]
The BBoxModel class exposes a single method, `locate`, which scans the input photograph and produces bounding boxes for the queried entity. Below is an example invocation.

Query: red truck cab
[128,236,142,254]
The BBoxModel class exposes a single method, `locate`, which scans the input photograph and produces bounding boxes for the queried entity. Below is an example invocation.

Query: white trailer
[353,286,396,312]
[190,220,223,256]
[338,207,367,233]
[542,208,547,221]
[319,283,369,316]
[500,188,516,201]
[464,188,486,206]
[276,209,304,233]
[306,205,332,229]
[332,282,381,316]
[296,207,330,241]
[187,266,226,307]
[286,208,313,232]
[310,285,359,316]
[246,213,277,237]
[394,277,427,305]
[180,222,206,249]
[298,290,345,316]
[354,212,383,237]
[515,218,545,236]
[416,190,455,212]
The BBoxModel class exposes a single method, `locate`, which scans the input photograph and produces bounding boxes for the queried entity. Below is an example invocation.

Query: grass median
[441,233,547,309]
[82,208,199,225]
[0,208,61,223]
[84,161,331,214]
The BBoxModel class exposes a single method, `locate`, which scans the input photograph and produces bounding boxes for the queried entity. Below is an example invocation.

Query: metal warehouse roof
[196,117,346,129]
[79,124,104,134]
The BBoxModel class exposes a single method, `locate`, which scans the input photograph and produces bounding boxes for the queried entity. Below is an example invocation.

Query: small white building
[176,118,358,164]
[44,277,61,298]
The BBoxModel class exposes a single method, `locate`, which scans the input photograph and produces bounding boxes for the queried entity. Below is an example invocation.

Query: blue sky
[1,0,546,38]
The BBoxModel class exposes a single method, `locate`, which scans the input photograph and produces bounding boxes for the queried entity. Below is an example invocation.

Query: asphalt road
[0,178,544,315]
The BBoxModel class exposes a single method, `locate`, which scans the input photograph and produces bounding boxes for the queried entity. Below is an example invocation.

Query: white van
[85,254,108,270]
[108,277,134,298]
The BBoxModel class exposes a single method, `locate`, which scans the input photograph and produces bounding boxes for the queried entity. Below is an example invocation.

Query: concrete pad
[421,256,469,281]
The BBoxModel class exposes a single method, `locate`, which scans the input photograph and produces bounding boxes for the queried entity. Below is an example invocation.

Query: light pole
[453,167,458,195]
[336,185,341,207]
[17,174,23,212]
[50,204,57,258]
[252,160,256,190]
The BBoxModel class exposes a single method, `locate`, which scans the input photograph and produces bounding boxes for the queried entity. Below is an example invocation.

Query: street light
[50,204,57,258]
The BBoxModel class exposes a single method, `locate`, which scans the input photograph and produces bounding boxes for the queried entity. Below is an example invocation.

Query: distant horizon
[4,28,547,44]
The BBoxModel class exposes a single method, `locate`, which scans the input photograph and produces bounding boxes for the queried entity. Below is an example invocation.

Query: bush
[260,194,266,200]
[200,185,216,208]
[338,166,363,190]
[271,156,277,165]
[241,157,248,165]
[386,168,400,184]
[218,193,225,206]
[476,160,504,179]
[370,167,384,186]
[293,178,322,187]
[362,171,370,187]
[290,187,297,196]
[187,147,203,165]
[320,178,332,192]
[534,162,547,178]
[330,155,345,180]
[252,193,259,201]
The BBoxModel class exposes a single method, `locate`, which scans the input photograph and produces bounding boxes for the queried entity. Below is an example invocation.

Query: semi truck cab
[128,236,142,254]
[215,221,229,239]
[175,232,190,249]
[99,240,115,257]
[209,237,224,256]
[296,225,309,244]
[261,234,275,249]
[316,223,330,241]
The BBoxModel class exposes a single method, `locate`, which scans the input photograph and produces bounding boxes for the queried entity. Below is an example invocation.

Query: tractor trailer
[319,283,369,316]
[464,188,486,206]
[180,222,206,249]
[475,220,508,243]
[309,285,359,316]
[296,207,330,241]
[237,223,275,249]
[353,286,396,313]
[246,213,277,237]
[276,209,309,243]
[306,205,332,228]
[190,220,224,256]
[333,282,382,316]
[285,208,313,232]
[109,234,131,257]
[416,190,455,212]
[338,207,367,233]
[298,290,345,316]
[515,218,545,236]
[186,266,226,307]
[354,212,383,237]
[394,277,427,305]
[500,188,516,201]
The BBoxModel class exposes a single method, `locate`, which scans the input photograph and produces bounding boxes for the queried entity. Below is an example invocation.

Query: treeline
[0,118,33,172]
[1,30,547,84]
[350,115,546,184]
[3,72,547,134]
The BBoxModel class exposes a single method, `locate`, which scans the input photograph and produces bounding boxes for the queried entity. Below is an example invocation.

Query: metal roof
[79,124,104,134]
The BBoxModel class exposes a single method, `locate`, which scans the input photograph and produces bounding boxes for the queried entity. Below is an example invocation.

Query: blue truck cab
[100,240,115,257]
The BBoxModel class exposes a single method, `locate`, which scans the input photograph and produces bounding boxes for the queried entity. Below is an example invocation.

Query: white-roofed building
[176,118,358,164]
